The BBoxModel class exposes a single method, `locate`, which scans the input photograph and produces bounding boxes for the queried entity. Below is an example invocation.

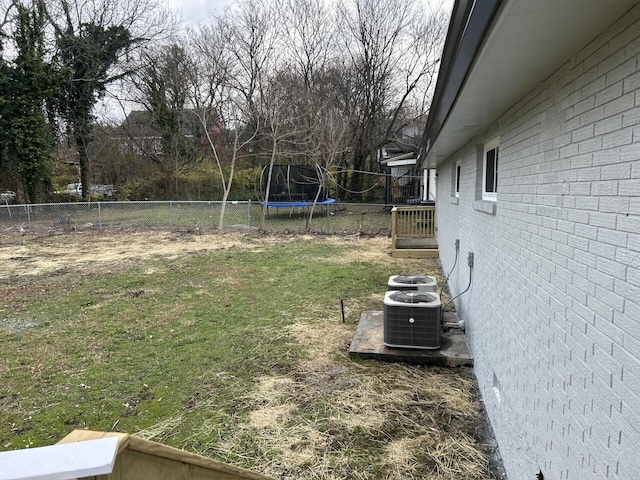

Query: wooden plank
[390,207,398,250]
[54,430,274,480]
[115,449,272,480]
[125,437,273,480]
[0,437,119,480]
[57,430,130,455]
[391,248,439,259]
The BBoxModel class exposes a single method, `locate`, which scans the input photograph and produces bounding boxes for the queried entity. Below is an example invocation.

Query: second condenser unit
[387,274,437,292]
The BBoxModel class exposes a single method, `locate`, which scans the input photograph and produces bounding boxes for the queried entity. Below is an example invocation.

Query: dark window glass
[485,147,497,193]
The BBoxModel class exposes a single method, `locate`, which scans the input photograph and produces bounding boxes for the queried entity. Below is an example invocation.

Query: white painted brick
[596,256,628,280]
[601,162,633,180]
[567,258,588,277]
[603,92,637,118]
[578,137,604,154]
[576,196,600,211]
[624,70,640,93]
[626,263,640,287]
[594,285,625,313]
[589,212,617,229]
[592,148,625,167]
[613,279,640,304]
[433,7,640,479]
[560,142,580,158]
[573,124,596,142]
[567,208,590,225]
[615,301,640,336]
[595,115,623,135]
[592,181,619,196]
[615,248,640,268]
[595,82,624,107]
[617,214,640,234]
[605,55,637,86]
[575,224,598,241]
[598,196,630,214]
[596,228,629,248]
[622,328,640,354]
[622,105,640,127]
[580,105,606,127]
[602,127,634,148]
[582,73,607,99]
[587,266,615,289]
[618,178,640,195]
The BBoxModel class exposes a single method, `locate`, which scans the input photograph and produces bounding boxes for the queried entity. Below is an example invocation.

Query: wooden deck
[390,206,438,258]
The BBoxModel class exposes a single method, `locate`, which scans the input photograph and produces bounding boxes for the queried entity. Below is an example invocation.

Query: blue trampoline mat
[260,198,336,208]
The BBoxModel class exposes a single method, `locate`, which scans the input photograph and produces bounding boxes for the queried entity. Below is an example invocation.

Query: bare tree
[220,0,281,113]
[189,22,259,230]
[199,0,295,230]
[280,0,336,90]
[255,69,311,230]
[337,0,446,199]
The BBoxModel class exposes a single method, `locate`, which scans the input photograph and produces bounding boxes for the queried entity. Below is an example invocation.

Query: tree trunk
[76,134,91,201]
[259,140,277,230]
[217,152,236,231]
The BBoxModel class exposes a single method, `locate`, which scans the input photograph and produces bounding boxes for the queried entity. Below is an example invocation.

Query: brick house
[418,1,640,478]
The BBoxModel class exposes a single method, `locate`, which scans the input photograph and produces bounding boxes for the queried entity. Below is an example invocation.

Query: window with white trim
[482,138,499,201]
[455,161,461,198]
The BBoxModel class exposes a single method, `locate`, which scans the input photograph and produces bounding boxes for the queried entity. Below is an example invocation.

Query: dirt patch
[0,231,294,281]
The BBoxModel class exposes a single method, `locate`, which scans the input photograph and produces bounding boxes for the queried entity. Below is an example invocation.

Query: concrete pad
[349,311,473,367]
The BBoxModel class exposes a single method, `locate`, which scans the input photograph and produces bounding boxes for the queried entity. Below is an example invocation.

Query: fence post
[248,199,252,229]
[98,202,102,229]
[27,205,31,227]
[170,201,174,227]
[326,203,330,233]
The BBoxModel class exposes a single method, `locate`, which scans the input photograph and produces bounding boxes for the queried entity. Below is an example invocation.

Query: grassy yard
[0,231,494,479]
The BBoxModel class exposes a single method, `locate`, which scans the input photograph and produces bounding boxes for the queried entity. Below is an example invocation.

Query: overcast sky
[164,0,234,26]
[165,0,455,28]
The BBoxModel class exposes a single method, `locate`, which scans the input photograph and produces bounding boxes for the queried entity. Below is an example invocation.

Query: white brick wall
[435,5,640,479]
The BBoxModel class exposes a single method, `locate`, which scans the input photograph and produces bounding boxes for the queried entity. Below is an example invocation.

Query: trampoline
[258,164,335,208]
[261,198,336,208]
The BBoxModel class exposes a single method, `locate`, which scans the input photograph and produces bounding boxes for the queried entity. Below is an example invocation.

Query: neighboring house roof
[419,0,638,169]
[380,125,422,162]
[120,110,203,139]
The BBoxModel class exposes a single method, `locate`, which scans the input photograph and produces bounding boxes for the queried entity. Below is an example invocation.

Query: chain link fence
[0,201,394,235]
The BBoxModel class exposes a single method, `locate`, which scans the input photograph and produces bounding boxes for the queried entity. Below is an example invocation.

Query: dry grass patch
[0,231,294,280]
[211,318,489,480]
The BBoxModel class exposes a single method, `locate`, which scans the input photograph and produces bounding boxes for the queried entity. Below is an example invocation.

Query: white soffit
[386,158,418,167]
[425,0,638,167]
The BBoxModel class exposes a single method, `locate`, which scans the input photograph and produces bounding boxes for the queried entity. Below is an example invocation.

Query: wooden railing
[391,205,436,251]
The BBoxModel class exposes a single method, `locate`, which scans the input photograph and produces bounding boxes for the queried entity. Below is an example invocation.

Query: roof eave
[419,0,638,169]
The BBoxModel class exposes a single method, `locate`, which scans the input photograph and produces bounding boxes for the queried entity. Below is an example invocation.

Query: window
[455,161,461,198]
[482,139,499,201]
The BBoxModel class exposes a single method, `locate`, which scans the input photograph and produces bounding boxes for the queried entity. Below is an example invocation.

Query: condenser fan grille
[388,274,437,292]
[395,275,430,285]
[388,291,437,304]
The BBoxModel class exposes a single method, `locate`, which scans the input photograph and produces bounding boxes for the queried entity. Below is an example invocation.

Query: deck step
[391,248,439,259]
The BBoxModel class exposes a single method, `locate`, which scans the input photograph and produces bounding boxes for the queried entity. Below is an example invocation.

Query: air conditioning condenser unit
[383,290,442,349]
